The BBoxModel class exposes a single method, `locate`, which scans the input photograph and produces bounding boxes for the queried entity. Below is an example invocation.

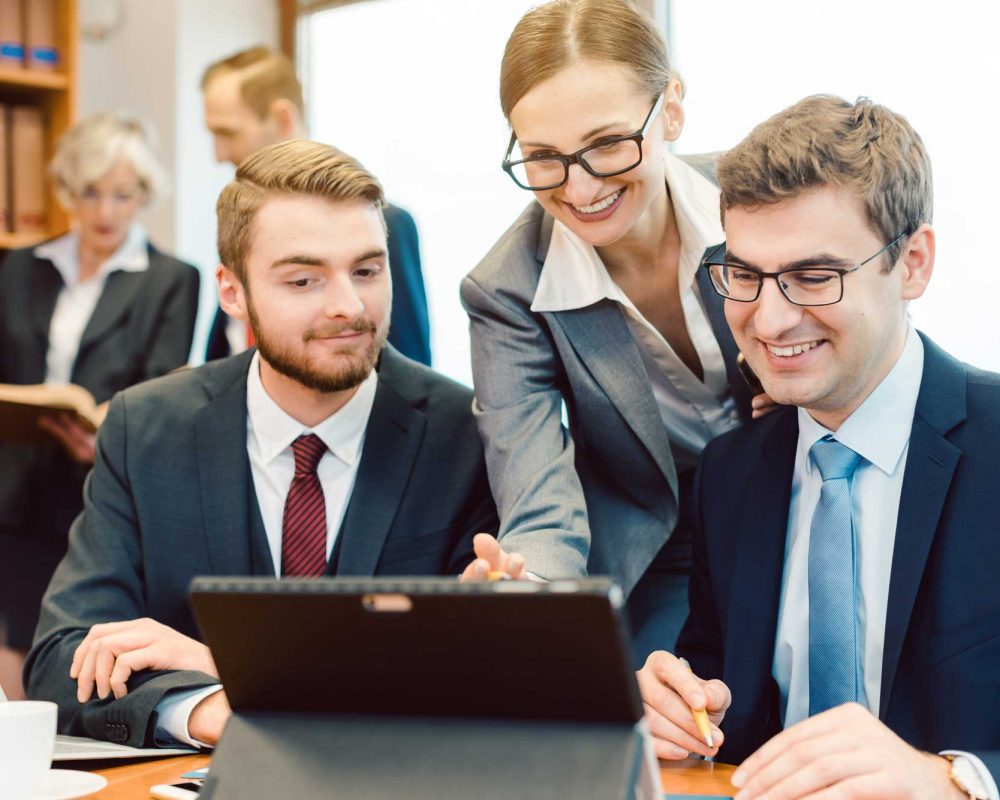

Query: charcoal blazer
[25,346,497,746]
[461,196,752,595]
[0,242,199,647]
[677,333,1000,777]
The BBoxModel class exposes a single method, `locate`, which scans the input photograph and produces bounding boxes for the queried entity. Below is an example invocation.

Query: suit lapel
[194,351,256,576]
[552,304,677,493]
[879,336,965,718]
[725,408,798,728]
[333,351,426,576]
[694,245,754,421]
[76,269,146,359]
[28,257,63,347]
[535,204,673,490]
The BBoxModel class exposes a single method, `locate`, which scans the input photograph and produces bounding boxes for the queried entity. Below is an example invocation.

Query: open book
[0,383,108,444]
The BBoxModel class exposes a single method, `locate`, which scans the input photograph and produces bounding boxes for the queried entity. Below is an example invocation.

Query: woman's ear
[662,77,685,142]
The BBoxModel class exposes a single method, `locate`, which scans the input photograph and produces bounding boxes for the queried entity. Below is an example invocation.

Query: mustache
[304,317,378,340]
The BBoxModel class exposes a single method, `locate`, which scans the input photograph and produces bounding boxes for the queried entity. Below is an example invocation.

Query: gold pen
[486,570,510,581]
[678,657,715,748]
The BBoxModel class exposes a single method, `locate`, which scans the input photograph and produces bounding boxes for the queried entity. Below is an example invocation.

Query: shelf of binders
[0,67,68,91]
[0,0,77,250]
[0,230,48,250]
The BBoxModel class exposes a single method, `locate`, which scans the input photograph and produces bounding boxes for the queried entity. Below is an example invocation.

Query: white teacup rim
[0,700,58,718]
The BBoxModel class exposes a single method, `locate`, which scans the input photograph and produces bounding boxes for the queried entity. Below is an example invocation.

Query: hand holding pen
[635,650,730,760]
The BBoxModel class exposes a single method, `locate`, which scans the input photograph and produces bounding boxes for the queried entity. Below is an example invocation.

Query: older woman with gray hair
[0,111,199,696]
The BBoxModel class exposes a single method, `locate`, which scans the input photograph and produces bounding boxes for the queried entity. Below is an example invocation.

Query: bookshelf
[0,0,77,251]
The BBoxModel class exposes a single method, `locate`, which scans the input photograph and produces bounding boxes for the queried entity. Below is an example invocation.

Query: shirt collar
[246,350,378,467]
[35,223,150,288]
[797,325,925,476]
[531,150,723,313]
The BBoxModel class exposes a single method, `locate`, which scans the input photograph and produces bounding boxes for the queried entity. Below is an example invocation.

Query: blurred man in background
[200,46,431,366]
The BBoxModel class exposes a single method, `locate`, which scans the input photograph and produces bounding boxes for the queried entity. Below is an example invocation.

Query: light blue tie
[808,435,864,716]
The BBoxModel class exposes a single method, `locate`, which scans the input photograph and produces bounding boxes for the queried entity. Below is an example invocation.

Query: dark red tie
[281,434,327,577]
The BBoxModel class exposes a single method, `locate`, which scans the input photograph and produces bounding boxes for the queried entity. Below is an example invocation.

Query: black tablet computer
[189,576,641,724]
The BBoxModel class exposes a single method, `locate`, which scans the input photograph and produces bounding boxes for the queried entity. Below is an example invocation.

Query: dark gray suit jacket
[0,242,199,647]
[460,177,751,595]
[24,346,497,746]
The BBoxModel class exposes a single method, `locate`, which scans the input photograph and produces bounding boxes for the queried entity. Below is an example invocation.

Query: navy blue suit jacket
[677,333,1000,778]
[205,203,431,365]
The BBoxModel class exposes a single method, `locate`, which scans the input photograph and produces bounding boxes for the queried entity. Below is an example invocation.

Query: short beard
[247,295,388,393]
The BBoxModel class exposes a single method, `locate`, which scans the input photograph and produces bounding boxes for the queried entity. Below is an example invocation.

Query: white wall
[79,0,178,246]
[78,0,278,361]
[305,0,538,384]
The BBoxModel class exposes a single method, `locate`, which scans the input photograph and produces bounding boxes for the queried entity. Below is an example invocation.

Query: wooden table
[661,757,737,796]
[86,755,209,799]
[86,754,734,798]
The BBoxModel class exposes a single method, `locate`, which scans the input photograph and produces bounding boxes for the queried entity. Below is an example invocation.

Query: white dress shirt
[530,151,740,470]
[155,352,378,747]
[245,350,377,571]
[34,224,149,384]
[773,326,998,799]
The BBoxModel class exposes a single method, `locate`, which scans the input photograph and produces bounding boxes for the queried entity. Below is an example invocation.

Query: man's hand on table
[70,617,218,701]
[731,703,966,800]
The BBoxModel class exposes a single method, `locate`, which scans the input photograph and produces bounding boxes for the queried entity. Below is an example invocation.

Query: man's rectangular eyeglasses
[701,232,908,307]
[501,94,664,191]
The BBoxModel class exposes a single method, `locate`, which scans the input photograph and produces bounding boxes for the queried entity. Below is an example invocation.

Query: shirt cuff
[154,685,224,749]
[941,751,1000,800]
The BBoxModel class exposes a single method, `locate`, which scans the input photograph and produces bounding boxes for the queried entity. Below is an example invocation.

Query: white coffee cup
[0,700,57,799]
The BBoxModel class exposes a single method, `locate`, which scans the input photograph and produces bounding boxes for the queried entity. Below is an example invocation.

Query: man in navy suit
[201,46,431,365]
[638,95,999,799]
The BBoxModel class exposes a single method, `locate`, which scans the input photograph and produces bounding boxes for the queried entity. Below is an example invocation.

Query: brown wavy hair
[216,139,384,283]
[717,94,933,269]
[499,0,674,118]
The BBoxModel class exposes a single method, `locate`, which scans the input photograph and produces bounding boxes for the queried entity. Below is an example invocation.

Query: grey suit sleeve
[460,273,589,579]
[24,393,216,747]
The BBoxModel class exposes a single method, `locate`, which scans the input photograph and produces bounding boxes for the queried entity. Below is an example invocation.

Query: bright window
[672,0,1000,371]
[305,1,1000,379]
[304,0,537,384]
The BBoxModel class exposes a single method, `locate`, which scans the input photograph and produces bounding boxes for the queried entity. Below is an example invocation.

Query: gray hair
[49,111,166,208]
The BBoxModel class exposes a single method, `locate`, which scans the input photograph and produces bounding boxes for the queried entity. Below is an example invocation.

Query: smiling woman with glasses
[502,94,665,191]
[0,112,200,698]
[460,0,769,664]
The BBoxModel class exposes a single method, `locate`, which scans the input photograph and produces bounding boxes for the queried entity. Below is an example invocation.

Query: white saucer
[27,769,108,800]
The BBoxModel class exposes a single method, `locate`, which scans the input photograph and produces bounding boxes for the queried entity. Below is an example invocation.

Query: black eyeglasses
[502,94,664,191]
[702,232,909,307]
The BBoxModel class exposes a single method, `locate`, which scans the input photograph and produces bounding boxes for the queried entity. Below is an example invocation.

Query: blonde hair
[216,139,384,283]
[201,45,304,119]
[49,111,165,208]
[718,95,933,268]
[500,0,673,118]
